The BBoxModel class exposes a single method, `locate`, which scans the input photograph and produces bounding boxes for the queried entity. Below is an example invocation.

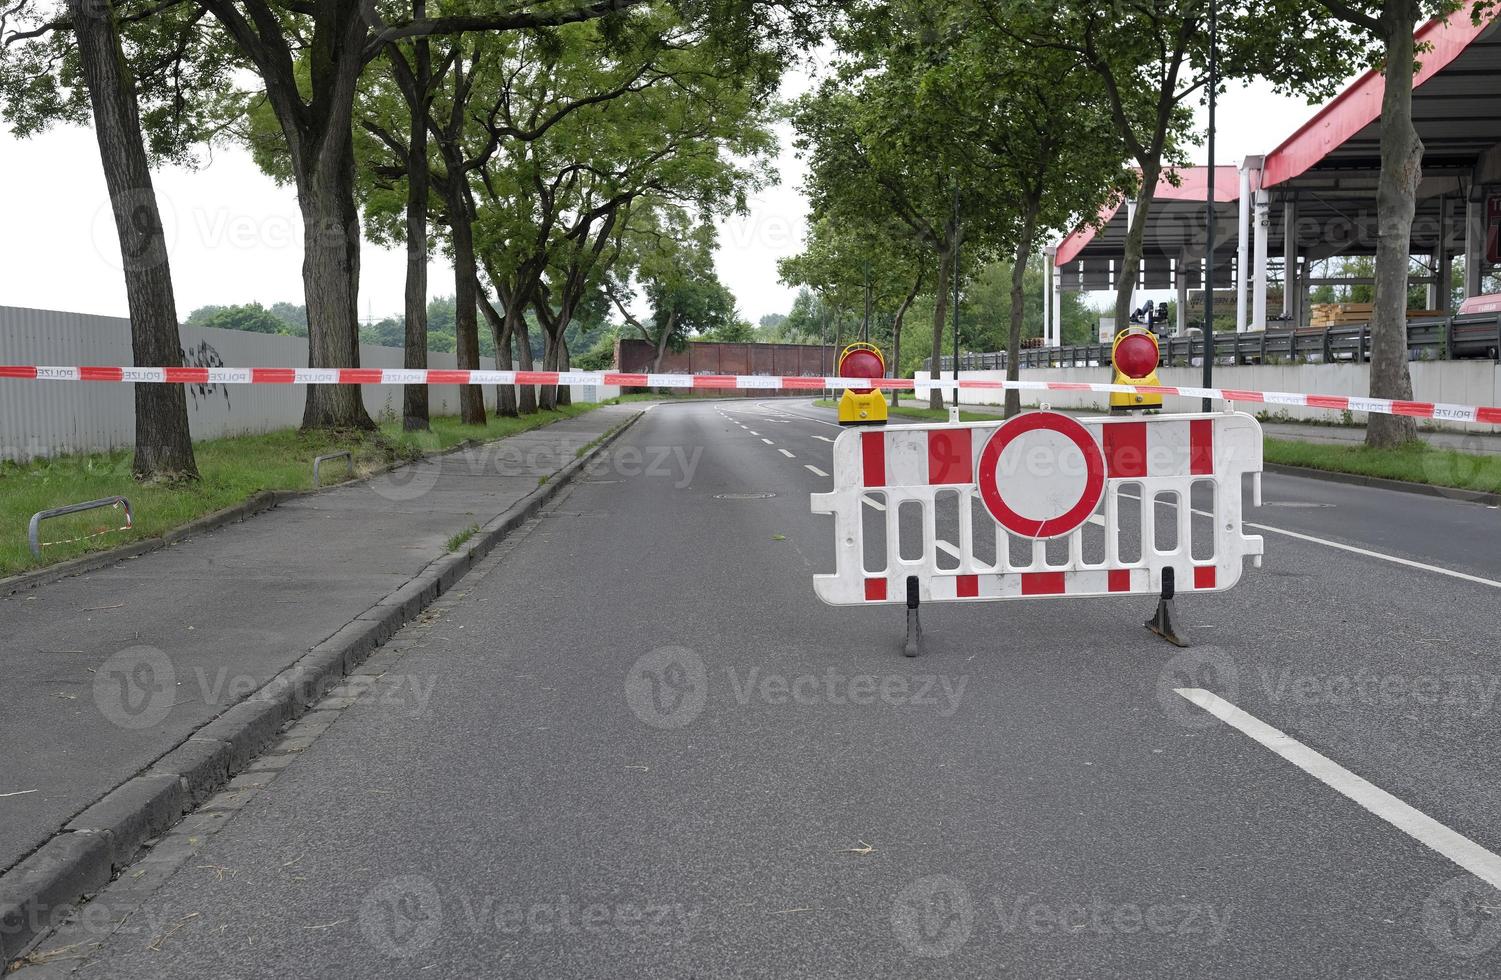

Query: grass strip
[0,401,607,575]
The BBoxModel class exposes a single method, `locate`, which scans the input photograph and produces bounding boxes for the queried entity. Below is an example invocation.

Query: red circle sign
[976,412,1105,539]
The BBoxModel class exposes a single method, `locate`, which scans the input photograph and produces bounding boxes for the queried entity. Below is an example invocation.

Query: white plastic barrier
[811,411,1264,606]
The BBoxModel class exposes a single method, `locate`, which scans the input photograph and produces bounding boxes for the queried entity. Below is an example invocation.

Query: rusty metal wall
[613,339,838,397]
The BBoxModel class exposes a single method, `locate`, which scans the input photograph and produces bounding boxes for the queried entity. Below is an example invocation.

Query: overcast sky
[0,66,1340,327]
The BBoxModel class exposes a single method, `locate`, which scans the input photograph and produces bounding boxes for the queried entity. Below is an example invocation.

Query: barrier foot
[1145,568,1189,647]
[903,577,922,658]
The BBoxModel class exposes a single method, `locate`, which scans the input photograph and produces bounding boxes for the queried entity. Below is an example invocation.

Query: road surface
[17,399,1501,978]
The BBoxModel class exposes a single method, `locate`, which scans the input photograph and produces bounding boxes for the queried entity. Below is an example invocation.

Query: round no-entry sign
[976,412,1105,539]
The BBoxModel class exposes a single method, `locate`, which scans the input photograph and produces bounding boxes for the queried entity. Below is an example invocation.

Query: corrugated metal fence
[0,305,503,461]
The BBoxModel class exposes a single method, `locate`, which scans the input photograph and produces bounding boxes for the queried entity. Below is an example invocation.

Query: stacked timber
[1309,302,1444,327]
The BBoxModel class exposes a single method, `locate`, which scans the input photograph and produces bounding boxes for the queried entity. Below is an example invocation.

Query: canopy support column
[1176,251,1190,336]
[1466,193,1486,299]
[1042,246,1054,347]
[1236,164,1252,332]
[1433,194,1451,312]
[1282,198,1299,326]
[1053,262,1063,345]
[1252,189,1270,332]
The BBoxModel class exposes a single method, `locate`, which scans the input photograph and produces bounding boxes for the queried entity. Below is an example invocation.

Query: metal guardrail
[928,314,1501,373]
[313,451,353,488]
[28,496,133,558]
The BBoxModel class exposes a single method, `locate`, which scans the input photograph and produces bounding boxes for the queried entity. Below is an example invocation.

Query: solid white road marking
[814,435,835,443]
[779,449,795,458]
[1245,521,1501,591]
[805,465,829,478]
[1119,490,1501,592]
[1177,689,1501,889]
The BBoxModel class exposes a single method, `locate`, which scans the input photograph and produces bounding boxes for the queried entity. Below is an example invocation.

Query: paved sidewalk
[0,404,640,877]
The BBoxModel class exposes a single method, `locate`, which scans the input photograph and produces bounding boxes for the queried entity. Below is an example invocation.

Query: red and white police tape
[3,365,1499,425]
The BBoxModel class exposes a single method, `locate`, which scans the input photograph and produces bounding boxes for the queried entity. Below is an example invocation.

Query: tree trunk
[514,309,538,414]
[1366,6,1421,448]
[68,0,198,481]
[557,335,572,407]
[930,245,953,410]
[889,268,922,407]
[535,301,561,412]
[1114,168,1158,331]
[1005,215,1039,418]
[477,287,517,417]
[650,311,677,384]
[298,131,375,431]
[539,330,558,411]
[400,15,431,432]
[445,183,486,426]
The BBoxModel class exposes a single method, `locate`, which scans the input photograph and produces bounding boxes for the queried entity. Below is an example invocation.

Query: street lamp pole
[952,182,961,414]
[1202,0,1218,411]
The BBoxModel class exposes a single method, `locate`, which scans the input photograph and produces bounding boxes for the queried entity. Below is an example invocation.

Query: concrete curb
[1264,462,1501,507]
[0,416,587,597]
[0,411,641,967]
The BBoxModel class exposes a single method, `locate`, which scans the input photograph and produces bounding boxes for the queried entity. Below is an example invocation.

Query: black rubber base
[903,606,922,657]
[1145,596,1189,647]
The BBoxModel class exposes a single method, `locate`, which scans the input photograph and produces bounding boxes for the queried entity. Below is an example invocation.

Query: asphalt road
[17,398,1501,979]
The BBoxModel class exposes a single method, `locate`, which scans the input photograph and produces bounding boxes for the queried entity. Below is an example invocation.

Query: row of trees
[2,0,822,480]
[779,0,1491,446]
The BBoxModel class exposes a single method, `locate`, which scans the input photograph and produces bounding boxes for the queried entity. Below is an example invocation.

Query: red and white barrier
[2,365,1499,424]
[810,411,1265,607]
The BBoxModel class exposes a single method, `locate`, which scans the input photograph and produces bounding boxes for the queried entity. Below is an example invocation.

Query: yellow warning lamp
[1109,329,1163,412]
[836,343,889,426]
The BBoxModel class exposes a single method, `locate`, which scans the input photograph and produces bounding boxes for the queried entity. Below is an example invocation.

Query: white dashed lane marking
[805,465,829,478]
[779,449,795,458]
